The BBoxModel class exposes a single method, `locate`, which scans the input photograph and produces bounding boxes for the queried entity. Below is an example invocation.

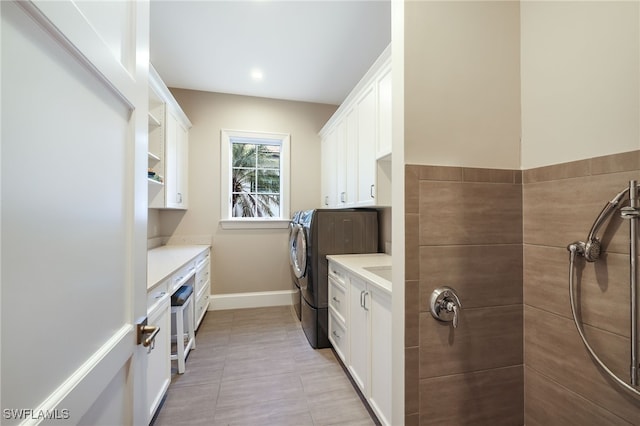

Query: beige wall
[158,90,336,294]
[404,1,521,169]
[521,1,640,169]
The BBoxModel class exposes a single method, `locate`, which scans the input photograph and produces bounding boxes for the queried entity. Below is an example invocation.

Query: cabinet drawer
[195,282,210,329]
[329,277,348,323]
[147,278,170,312]
[195,250,210,268]
[328,262,347,286]
[329,309,348,363]
[195,260,210,295]
[172,261,196,292]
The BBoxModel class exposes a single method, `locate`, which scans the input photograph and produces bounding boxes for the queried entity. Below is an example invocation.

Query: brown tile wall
[405,151,640,425]
[405,165,524,426]
[522,150,640,425]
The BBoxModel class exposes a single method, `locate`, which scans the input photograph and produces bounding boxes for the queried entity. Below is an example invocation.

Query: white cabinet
[319,44,391,208]
[328,265,349,363]
[320,127,337,207]
[348,274,370,392]
[368,284,392,425]
[327,258,392,426]
[350,275,392,426]
[148,65,191,210]
[164,111,189,209]
[376,64,392,159]
[194,249,211,329]
[356,86,377,205]
[146,279,171,424]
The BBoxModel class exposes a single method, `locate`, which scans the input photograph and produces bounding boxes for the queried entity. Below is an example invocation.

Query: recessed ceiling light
[251,69,263,81]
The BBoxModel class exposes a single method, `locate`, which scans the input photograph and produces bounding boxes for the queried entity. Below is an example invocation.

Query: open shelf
[148,152,161,162]
[148,112,161,127]
[148,177,164,187]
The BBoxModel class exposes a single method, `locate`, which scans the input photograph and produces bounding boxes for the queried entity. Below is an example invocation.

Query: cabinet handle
[360,290,365,308]
[177,192,182,203]
[370,184,375,199]
[340,191,346,203]
[332,296,340,303]
[332,330,341,339]
[324,196,329,206]
[154,291,166,299]
[363,291,370,311]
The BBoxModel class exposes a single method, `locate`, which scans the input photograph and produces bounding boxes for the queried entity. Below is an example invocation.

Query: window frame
[220,129,291,229]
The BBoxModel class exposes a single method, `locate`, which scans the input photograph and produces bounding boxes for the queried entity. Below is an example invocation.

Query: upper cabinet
[320,45,392,209]
[148,65,192,210]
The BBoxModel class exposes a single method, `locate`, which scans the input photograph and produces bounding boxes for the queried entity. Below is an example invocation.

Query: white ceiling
[149,1,391,106]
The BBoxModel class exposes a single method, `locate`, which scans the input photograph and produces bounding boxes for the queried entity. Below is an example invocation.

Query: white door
[1,1,149,425]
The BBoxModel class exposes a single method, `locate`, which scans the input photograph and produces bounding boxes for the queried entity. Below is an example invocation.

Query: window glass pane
[256,195,279,218]
[231,193,256,218]
[232,143,256,168]
[233,168,255,193]
[257,144,280,169]
[257,169,280,193]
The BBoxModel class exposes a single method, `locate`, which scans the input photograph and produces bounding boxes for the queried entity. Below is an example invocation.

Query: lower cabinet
[146,289,171,424]
[368,285,392,425]
[194,250,211,329]
[328,260,392,426]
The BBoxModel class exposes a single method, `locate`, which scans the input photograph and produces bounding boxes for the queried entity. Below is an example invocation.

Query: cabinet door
[345,107,359,206]
[176,118,189,208]
[357,85,377,204]
[335,120,347,206]
[369,287,392,426]
[165,111,188,209]
[146,296,171,423]
[320,128,337,207]
[348,275,369,394]
[376,65,392,159]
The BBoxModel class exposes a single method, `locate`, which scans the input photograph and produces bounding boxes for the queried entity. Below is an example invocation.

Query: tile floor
[152,305,378,426]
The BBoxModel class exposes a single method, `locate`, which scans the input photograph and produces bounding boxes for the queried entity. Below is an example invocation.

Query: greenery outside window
[220,129,290,228]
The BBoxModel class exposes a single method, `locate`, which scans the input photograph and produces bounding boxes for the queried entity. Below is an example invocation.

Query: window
[220,130,290,228]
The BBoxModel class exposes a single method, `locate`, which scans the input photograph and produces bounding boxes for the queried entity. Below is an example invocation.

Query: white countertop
[147,244,210,290]
[326,253,392,293]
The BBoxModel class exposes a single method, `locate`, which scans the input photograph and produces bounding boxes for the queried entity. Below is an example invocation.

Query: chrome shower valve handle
[430,286,462,328]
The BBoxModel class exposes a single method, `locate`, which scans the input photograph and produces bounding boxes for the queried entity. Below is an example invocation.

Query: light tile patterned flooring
[152,306,377,426]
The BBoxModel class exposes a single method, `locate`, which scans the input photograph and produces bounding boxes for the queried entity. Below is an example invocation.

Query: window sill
[219,219,291,230]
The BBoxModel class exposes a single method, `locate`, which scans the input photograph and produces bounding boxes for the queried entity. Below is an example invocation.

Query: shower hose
[568,244,640,397]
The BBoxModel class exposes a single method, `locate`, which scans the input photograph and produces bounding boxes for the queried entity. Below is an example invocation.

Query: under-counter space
[147,244,210,290]
[325,253,392,293]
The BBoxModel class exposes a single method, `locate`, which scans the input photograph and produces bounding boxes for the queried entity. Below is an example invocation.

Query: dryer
[290,209,378,348]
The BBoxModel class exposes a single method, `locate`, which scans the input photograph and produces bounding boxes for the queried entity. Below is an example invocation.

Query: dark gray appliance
[288,211,303,321]
[290,209,378,348]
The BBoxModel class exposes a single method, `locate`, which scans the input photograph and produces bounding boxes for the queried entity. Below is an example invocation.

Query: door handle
[140,325,160,348]
[137,318,160,348]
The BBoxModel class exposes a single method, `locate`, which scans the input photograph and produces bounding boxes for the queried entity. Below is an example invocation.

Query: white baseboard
[209,290,294,311]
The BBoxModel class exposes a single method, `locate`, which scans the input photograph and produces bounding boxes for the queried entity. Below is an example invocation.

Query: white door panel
[1,1,148,424]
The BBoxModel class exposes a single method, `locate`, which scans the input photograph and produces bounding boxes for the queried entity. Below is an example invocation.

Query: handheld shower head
[579,187,630,262]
